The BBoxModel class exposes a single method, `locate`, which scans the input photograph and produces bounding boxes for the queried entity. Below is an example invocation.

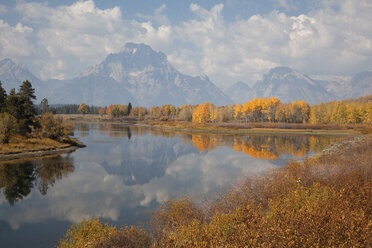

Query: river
[0,123,345,247]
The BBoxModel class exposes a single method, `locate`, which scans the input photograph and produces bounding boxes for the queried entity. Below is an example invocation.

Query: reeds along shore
[58,135,372,248]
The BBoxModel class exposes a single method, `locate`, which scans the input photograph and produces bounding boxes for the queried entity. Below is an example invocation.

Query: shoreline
[59,114,365,136]
[135,122,359,136]
[0,145,81,161]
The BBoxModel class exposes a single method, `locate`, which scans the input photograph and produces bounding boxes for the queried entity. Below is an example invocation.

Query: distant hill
[227,67,372,104]
[250,67,334,104]
[343,71,372,99]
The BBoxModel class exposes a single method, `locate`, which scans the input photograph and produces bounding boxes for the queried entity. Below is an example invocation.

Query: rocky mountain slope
[0,43,231,107]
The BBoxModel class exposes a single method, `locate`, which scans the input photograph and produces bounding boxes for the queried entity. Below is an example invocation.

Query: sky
[0,0,371,88]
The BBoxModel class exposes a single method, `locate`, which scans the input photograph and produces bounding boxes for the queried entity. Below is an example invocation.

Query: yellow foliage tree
[77,103,89,115]
[192,102,215,123]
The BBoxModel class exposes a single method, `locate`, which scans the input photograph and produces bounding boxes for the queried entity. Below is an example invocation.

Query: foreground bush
[95,226,151,248]
[60,135,372,247]
[57,219,117,248]
[57,219,150,248]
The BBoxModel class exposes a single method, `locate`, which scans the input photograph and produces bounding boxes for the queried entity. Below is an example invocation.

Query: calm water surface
[0,123,345,247]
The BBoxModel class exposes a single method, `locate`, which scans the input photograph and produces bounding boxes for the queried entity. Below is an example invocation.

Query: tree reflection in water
[0,155,74,205]
[135,127,339,160]
[188,134,339,160]
[96,124,340,160]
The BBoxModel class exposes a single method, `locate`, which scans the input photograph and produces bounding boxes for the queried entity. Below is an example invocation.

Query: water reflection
[97,123,339,159]
[0,123,346,248]
[0,155,74,205]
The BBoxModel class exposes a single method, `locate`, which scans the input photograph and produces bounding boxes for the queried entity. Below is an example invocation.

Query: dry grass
[0,135,70,155]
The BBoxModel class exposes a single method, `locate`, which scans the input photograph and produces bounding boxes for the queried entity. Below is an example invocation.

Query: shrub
[95,226,151,248]
[38,113,73,141]
[0,113,17,144]
[57,219,117,248]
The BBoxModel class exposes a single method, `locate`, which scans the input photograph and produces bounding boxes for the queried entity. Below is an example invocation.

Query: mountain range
[227,67,372,104]
[0,43,371,106]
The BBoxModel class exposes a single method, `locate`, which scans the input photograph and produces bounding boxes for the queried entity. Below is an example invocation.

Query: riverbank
[138,121,360,135]
[58,134,371,247]
[58,114,363,135]
[0,137,85,161]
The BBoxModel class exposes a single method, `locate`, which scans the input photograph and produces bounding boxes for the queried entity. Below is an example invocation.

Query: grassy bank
[0,135,84,160]
[58,134,371,248]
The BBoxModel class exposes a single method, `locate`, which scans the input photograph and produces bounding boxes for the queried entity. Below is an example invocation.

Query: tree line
[92,95,372,125]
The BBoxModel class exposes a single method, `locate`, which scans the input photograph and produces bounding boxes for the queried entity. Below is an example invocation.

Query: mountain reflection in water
[0,123,345,248]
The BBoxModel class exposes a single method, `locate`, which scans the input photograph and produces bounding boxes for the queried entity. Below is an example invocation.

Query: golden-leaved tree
[78,103,89,115]
[192,102,215,123]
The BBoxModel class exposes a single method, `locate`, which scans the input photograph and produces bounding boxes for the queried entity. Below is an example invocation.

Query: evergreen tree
[5,89,20,119]
[39,98,49,114]
[128,102,132,115]
[18,80,37,135]
[0,81,6,112]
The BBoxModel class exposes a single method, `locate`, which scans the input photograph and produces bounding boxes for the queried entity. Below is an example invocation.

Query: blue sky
[0,0,371,88]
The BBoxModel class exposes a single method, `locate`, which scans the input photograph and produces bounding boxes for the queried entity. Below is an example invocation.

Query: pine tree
[39,98,49,114]
[128,102,132,116]
[0,81,6,112]
[5,89,20,119]
[18,80,37,135]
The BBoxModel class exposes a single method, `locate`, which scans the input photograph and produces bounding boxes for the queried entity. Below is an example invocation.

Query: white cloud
[0,4,6,14]
[16,0,128,80]
[169,1,372,85]
[2,0,372,86]
[0,20,34,59]
[137,4,169,26]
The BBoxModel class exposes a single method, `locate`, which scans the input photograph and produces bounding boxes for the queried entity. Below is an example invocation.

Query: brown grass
[0,135,71,155]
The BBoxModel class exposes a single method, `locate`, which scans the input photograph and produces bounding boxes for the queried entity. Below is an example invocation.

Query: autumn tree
[38,113,73,141]
[161,104,176,117]
[106,104,128,117]
[98,107,106,116]
[211,106,229,122]
[192,102,215,123]
[241,98,264,122]
[265,97,281,122]
[0,112,17,144]
[150,106,161,118]
[177,105,194,121]
[78,103,89,115]
[130,107,148,120]
[234,103,243,121]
